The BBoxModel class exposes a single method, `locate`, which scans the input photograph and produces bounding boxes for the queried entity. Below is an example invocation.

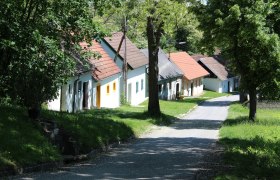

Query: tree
[97,0,202,53]
[146,1,164,117]
[0,0,108,118]
[199,0,280,120]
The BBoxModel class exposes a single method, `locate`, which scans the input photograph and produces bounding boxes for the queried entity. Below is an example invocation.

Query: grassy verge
[217,103,280,179]
[0,104,61,172]
[202,90,231,99]
[0,90,228,172]
[43,91,226,152]
[41,96,206,153]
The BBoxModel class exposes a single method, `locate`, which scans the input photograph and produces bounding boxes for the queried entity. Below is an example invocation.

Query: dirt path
[16,95,238,180]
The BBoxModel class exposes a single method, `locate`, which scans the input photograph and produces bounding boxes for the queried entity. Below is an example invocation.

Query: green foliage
[42,110,135,153]
[0,103,61,171]
[218,103,280,179]
[0,0,108,108]
[41,94,208,152]
[120,92,128,106]
[198,0,280,117]
[96,0,202,53]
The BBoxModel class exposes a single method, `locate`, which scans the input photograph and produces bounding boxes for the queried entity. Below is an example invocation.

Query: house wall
[75,73,93,111]
[204,77,238,93]
[158,78,182,100]
[194,78,203,96]
[48,72,121,112]
[98,73,121,108]
[221,77,237,93]
[203,78,222,93]
[181,77,204,96]
[47,88,61,111]
[126,66,147,105]
[101,40,148,106]
[51,72,93,113]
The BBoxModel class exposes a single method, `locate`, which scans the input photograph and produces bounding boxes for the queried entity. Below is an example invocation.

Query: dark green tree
[199,0,280,120]
[0,0,108,118]
[97,0,202,52]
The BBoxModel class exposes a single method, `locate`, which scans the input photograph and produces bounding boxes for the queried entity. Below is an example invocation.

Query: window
[169,82,172,89]
[107,85,110,94]
[141,79,144,90]
[113,82,116,91]
[136,82,139,93]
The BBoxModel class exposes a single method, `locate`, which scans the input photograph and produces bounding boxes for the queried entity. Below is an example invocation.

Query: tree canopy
[199,0,280,120]
[96,0,202,53]
[0,0,109,110]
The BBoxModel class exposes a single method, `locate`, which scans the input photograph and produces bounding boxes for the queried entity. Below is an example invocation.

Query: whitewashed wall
[181,77,204,97]
[158,78,182,100]
[101,40,148,106]
[47,89,61,111]
[126,66,147,105]
[76,73,93,111]
[192,78,204,96]
[203,78,222,93]
[97,73,121,108]
[48,72,93,112]
[48,72,121,112]
[221,77,236,93]
[204,77,237,93]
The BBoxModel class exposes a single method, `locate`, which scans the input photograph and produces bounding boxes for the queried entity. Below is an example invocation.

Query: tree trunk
[248,88,257,121]
[239,90,248,103]
[238,76,248,103]
[147,16,161,117]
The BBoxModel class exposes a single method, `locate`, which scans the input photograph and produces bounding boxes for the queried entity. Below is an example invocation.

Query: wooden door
[96,85,101,108]
[83,82,88,109]
[176,83,179,99]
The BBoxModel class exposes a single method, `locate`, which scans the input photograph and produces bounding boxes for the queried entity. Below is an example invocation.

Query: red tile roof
[104,32,148,69]
[80,41,121,81]
[170,52,209,80]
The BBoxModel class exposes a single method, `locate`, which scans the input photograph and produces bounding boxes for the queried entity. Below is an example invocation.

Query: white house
[197,57,238,93]
[170,52,210,97]
[141,48,183,100]
[48,41,121,112]
[102,32,149,105]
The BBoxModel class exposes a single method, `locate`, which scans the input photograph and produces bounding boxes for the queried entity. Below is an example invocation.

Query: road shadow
[20,137,217,179]
[172,119,223,130]
[199,100,234,107]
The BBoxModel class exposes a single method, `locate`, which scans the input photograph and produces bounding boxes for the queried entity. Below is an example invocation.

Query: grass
[0,104,61,172]
[41,95,208,153]
[217,103,280,179]
[0,90,228,172]
[202,90,231,99]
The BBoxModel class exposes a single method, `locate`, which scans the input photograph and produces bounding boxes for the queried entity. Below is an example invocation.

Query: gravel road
[16,95,238,180]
